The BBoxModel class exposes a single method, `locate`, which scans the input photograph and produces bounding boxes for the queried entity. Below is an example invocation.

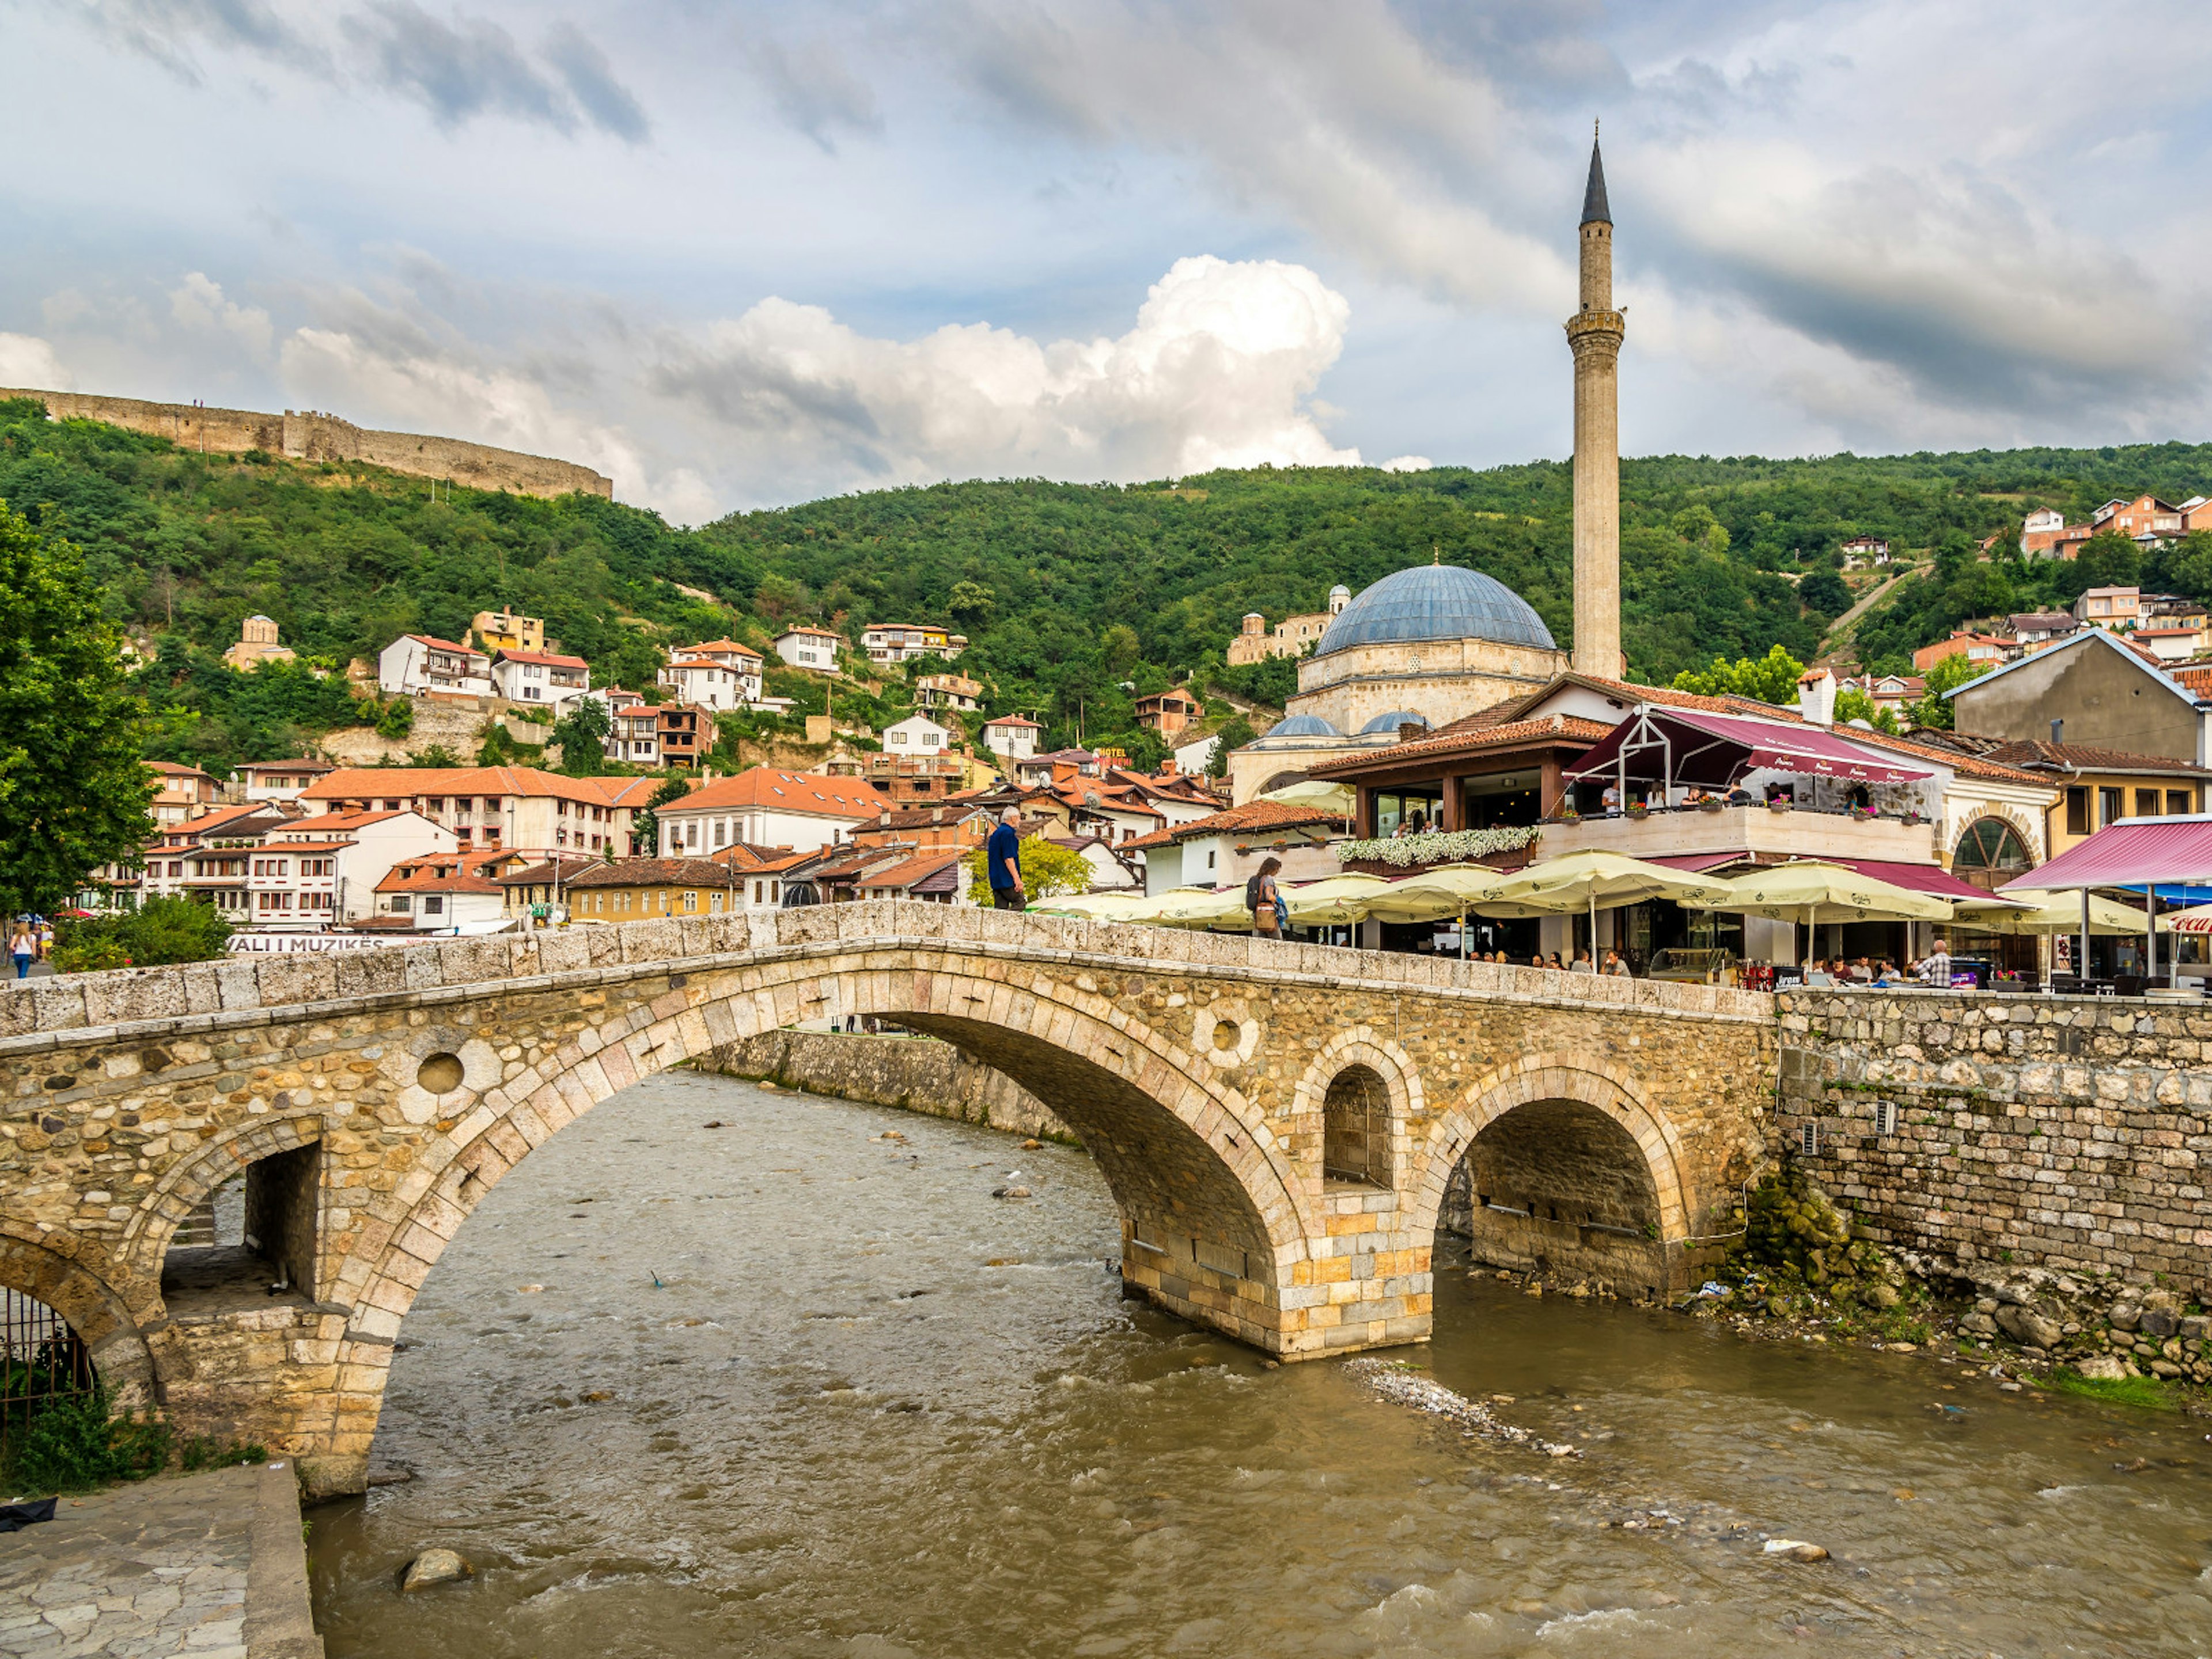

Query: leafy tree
[0,506,155,916]
[1670,643,1806,705]
[374,698,414,739]
[1908,651,1991,730]
[1833,686,1900,733]
[1208,715,1256,777]
[2149,532,2212,605]
[408,744,464,768]
[961,835,1096,904]
[52,896,232,972]
[632,774,691,856]
[948,580,995,625]
[1798,569,1853,618]
[552,698,612,775]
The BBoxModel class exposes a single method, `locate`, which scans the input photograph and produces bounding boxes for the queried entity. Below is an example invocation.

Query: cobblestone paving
[0,1464,256,1658]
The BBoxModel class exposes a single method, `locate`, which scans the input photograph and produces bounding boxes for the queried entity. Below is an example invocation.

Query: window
[423,896,444,916]
[1874,1100,1899,1135]
[1322,1065,1391,1187]
[2099,786,2123,825]
[1800,1123,1820,1157]
[1953,817,2033,892]
[2137,788,2161,817]
[2168,789,2194,815]
[683,892,698,912]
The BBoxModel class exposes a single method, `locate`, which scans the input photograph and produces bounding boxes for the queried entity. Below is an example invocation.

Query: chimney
[2050,718,2063,745]
[1797,667,1836,726]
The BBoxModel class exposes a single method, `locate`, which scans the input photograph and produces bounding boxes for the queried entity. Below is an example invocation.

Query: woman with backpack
[1246,858,1287,940]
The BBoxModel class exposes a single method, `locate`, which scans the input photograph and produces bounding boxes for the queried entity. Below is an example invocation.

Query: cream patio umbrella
[1359,863,1509,924]
[1687,858,1953,970]
[1461,850,1740,963]
[1282,873,1393,927]
[1028,891,1154,922]
[1957,889,2143,935]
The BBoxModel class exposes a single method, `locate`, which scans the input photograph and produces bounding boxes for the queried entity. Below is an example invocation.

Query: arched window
[1953,817,2033,892]
[1323,1065,1391,1187]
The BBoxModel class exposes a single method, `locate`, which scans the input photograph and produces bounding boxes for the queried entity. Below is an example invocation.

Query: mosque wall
[1289,637,1567,734]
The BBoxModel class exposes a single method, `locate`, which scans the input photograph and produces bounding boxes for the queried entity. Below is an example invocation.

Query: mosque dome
[1314,565,1556,658]
[1358,710,1430,735]
[1262,713,1343,739]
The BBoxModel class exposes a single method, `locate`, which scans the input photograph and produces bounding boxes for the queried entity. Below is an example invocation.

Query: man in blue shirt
[986,807,1025,910]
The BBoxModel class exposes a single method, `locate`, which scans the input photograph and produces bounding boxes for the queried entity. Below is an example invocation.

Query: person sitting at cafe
[1725,784,1755,806]
[1602,948,1631,976]
[1801,957,1836,987]
[1600,782,1621,816]
[1571,948,1595,974]
[1871,959,1901,986]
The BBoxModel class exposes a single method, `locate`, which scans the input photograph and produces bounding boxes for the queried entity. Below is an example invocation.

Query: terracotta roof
[678,638,763,659]
[276,809,408,831]
[238,759,335,775]
[1119,825,1181,851]
[406,634,483,657]
[775,626,843,639]
[497,856,604,888]
[565,858,741,889]
[496,649,588,669]
[302,766,653,810]
[1310,714,1613,776]
[710,845,813,873]
[665,766,884,819]
[857,849,970,891]
[857,805,993,830]
[984,714,1043,728]
[1142,800,1345,847]
[145,760,214,778]
[1978,740,2212,778]
[374,855,507,895]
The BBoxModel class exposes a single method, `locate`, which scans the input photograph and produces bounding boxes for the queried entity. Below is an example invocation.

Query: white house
[658,638,763,711]
[236,760,335,804]
[1047,832,1142,892]
[773,626,843,673]
[982,714,1042,762]
[491,648,590,709]
[656,766,884,857]
[257,809,459,925]
[378,634,494,698]
[371,850,514,933]
[582,688,661,766]
[883,714,956,756]
[1172,732,1221,775]
[862,623,965,664]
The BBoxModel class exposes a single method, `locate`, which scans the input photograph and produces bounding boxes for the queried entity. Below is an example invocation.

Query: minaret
[1566,127,1624,678]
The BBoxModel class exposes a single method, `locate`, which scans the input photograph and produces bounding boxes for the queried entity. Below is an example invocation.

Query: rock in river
[2073,1354,2130,1381]
[1995,1305,2062,1350]
[1763,1540,1830,1563]
[402,1548,474,1591]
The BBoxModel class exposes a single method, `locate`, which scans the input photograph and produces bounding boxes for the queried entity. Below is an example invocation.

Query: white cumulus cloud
[0,334,70,389]
[651,255,1361,495]
[169,273,274,361]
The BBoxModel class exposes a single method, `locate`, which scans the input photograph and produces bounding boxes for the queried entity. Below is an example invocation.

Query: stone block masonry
[700,1028,1074,1141]
[1775,988,2212,1301]
[0,900,1775,1495]
[1,387,612,500]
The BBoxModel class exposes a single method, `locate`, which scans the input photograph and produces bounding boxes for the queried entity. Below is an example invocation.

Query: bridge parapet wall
[1776,988,2212,1298]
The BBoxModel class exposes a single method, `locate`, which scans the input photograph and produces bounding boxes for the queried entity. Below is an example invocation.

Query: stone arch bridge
[0,902,1774,1495]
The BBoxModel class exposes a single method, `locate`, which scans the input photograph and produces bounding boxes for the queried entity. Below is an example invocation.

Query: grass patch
[179,1434,268,1472]
[2047,1368,2180,1411]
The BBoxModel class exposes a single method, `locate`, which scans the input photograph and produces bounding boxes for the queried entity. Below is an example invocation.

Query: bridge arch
[1410,1054,1692,1297]
[1293,1029,1424,1191]
[330,952,1315,1399]
[0,1223,159,1408]
[118,1113,324,1311]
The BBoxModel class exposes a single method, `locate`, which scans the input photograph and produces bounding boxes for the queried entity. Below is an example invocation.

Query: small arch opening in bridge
[1323,1065,1392,1188]
[160,1142,321,1317]
[1440,1100,1664,1297]
[1,1286,99,1460]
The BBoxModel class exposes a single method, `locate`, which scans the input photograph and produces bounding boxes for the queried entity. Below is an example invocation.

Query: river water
[309,1072,2212,1657]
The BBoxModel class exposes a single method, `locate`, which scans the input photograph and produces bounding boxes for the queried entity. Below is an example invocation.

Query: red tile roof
[1979,740,2212,778]
[1310,714,1613,776]
[496,649,588,669]
[857,849,970,891]
[565,858,744,889]
[668,767,884,819]
[1127,800,1344,851]
[302,766,657,810]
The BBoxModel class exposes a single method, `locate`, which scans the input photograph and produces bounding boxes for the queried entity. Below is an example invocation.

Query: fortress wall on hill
[1,387,613,501]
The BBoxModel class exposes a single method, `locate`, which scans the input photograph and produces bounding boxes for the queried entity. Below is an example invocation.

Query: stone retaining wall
[1775,987,2212,1300]
[698,1028,1072,1141]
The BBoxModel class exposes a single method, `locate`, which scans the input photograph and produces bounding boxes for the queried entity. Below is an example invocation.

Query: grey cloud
[77,0,330,82]
[343,1,574,131]
[544,20,652,142]
[747,36,882,152]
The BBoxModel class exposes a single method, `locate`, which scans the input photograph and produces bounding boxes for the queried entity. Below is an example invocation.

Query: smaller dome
[1328,584,1351,600]
[1359,710,1430,735]
[1264,714,1342,738]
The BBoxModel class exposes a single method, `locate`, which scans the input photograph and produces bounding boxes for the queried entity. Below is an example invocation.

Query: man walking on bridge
[987,807,1026,911]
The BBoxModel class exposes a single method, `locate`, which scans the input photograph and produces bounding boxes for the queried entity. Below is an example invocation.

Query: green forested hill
[7,390,2211,771]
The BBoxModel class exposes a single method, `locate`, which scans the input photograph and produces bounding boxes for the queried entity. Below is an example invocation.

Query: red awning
[1999,816,2212,893]
[1823,857,1994,903]
[1564,706,1934,786]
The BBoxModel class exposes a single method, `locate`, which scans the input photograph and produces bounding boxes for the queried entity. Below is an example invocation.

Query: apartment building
[472,609,545,652]
[861,622,966,664]
[914,672,982,712]
[2073,586,2143,632]
[656,766,882,857]
[490,648,590,709]
[369,849,516,933]
[658,639,763,710]
[982,715,1042,761]
[299,766,660,857]
[773,626,843,673]
[378,634,494,698]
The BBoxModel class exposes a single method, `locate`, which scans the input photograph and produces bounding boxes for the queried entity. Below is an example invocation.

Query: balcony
[1537,803,1937,865]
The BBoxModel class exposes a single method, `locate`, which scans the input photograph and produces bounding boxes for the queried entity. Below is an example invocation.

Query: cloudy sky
[5,1,2207,522]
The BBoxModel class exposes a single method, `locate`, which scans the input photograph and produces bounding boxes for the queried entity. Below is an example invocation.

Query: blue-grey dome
[1359,710,1430,735]
[1315,564,1556,657]
[1263,714,1342,738]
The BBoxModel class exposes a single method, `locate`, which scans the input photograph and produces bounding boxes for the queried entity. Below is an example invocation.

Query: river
[309,1071,2212,1657]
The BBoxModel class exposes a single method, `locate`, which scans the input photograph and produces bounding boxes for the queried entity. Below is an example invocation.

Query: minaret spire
[1566,124,1624,677]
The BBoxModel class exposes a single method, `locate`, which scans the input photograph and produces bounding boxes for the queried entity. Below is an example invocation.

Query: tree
[632,774,691,856]
[374,697,414,740]
[552,698,612,776]
[948,581,996,626]
[1833,686,1900,733]
[1670,643,1805,705]
[1908,651,1990,730]
[1208,715,1256,778]
[961,835,1096,904]
[51,897,232,973]
[0,507,155,916]
[1798,570,1852,618]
